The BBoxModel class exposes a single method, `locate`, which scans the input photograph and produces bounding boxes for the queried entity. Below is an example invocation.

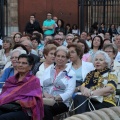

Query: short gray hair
[11,49,27,57]
[55,46,69,59]
[93,50,111,68]
[66,33,74,39]
[21,40,33,48]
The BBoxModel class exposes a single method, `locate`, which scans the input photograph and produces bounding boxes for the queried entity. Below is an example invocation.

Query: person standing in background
[42,12,55,36]
[24,14,43,35]
[53,16,58,28]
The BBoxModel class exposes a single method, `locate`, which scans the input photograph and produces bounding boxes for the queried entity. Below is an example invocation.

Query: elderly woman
[0,54,44,120]
[0,49,27,88]
[41,46,76,120]
[65,33,74,46]
[74,51,118,114]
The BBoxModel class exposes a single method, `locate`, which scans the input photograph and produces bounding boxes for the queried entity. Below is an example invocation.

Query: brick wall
[18,0,78,33]
[7,0,18,35]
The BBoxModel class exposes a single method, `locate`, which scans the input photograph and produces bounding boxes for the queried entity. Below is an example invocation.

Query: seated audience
[34,44,57,81]
[3,44,29,71]
[103,39,112,47]
[53,34,64,46]
[31,37,42,55]
[74,51,118,114]
[42,46,76,120]
[0,49,27,88]
[89,35,103,58]
[67,44,94,88]
[0,38,12,74]
[21,40,40,64]
[72,37,79,44]
[77,39,92,62]
[13,32,22,46]
[0,54,44,120]
[103,43,118,69]
[66,34,74,46]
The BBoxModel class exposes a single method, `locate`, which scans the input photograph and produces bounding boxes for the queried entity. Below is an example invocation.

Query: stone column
[7,0,18,36]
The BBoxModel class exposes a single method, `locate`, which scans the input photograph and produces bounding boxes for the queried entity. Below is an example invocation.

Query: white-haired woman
[74,51,118,114]
[41,46,76,120]
[65,33,74,46]
[0,49,26,88]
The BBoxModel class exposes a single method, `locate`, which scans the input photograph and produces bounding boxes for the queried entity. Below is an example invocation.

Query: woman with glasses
[103,43,118,69]
[66,33,74,46]
[0,54,44,120]
[0,49,26,88]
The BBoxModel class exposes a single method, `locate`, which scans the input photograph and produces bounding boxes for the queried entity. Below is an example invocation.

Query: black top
[25,20,43,34]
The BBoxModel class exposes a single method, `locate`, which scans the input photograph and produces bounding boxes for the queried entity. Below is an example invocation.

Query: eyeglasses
[10,57,18,60]
[17,62,28,65]
[66,38,73,40]
[104,51,113,53]
[54,38,63,41]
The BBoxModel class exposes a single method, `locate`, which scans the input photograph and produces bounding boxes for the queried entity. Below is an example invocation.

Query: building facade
[5,0,78,36]
[1,0,120,37]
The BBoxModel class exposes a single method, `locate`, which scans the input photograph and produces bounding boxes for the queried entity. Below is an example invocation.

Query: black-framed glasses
[10,57,18,60]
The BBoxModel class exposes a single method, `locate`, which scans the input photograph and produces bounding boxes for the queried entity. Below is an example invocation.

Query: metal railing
[0,0,8,38]
[78,0,120,32]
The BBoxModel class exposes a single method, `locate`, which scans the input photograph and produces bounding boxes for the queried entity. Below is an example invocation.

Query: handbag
[43,98,56,106]
[0,102,22,112]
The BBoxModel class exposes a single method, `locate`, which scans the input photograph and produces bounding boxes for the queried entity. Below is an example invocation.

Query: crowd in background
[0,12,120,120]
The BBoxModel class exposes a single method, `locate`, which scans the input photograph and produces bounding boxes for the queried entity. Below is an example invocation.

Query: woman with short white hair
[0,49,26,88]
[65,33,74,46]
[74,50,118,114]
[42,46,76,120]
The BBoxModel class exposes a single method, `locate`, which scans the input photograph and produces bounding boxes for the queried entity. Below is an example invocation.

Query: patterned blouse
[82,68,118,106]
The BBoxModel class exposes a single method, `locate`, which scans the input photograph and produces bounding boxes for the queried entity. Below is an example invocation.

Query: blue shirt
[43,19,55,35]
[0,67,14,88]
[72,66,83,81]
